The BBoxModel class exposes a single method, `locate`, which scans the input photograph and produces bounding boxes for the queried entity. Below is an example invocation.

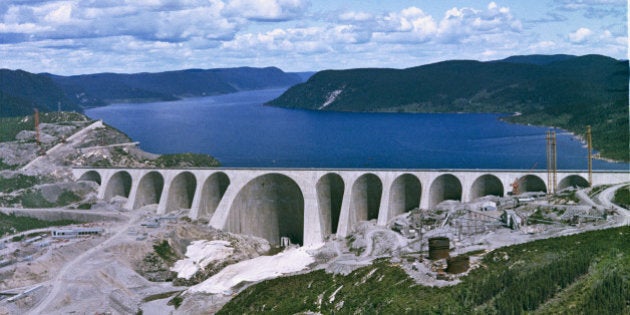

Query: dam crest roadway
[72,167,628,247]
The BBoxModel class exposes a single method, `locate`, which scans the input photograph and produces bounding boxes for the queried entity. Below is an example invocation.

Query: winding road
[597,184,630,226]
[575,189,600,208]
[27,212,136,314]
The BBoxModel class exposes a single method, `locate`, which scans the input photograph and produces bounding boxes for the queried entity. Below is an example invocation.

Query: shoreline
[84,96,630,167]
[499,114,627,165]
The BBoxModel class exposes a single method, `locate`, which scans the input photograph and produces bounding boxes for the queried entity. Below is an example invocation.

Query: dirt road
[27,211,135,314]
[598,184,629,226]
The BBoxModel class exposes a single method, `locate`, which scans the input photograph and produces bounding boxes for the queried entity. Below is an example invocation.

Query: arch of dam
[72,167,628,247]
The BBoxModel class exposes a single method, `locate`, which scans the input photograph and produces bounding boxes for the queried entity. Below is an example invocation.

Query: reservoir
[85,88,628,170]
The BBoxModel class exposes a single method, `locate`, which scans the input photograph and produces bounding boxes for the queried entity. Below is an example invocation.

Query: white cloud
[4,5,36,24]
[378,7,436,33]
[223,0,308,21]
[0,2,521,48]
[481,49,498,58]
[0,0,237,43]
[221,26,331,54]
[0,0,625,74]
[554,0,626,18]
[436,3,521,45]
[0,22,51,33]
[614,36,627,45]
[568,27,593,43]
[43,3,73,23]
[523,26,626,58]
[529,40,556,50]
[153,6,237,41]
[597,29,624,48]
[370,7,437,44]
[338,11,372,22]
[218,3,526,66]
[555,0,626,9]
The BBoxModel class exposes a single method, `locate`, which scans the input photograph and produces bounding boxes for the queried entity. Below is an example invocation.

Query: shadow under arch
[558,175,589,191]
[349,173,383,229]
[79,170,101,185]
[389,173,421,218]
[103,171,131,201]
[133,171,164,209]
[226,173,304,246]
[429,174,462,208]
[199,172,230,219]
[166,171,197,212]
[317,173,344,236]
[470,174,504,200]
[517,175,547,194]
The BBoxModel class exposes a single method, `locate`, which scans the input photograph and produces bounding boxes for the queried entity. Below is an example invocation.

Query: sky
[0,0,627,75]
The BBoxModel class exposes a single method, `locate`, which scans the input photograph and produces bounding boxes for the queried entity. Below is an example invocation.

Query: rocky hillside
[0,112,219,208]
[267,54,629,161]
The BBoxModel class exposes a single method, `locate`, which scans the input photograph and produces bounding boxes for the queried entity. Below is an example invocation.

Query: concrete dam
[72,168,628,247]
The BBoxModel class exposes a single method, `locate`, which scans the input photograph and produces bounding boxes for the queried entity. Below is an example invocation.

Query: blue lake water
[85,88,629,170]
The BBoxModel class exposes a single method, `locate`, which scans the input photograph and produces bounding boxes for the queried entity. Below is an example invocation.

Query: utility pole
[546,130,551,194]
[586,125,592,186]
[552,130,557,194]
[34,108,45,156]
[546,129,557,194]
[34,108,41,148]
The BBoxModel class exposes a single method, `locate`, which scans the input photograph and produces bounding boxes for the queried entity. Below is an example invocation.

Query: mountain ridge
[0,69,82,116]
[0,66,307,116]
[493,54,577,65]
[267,54,628,161]
[44,66,305,107]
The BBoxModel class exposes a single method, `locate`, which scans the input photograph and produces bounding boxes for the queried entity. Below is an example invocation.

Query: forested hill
[0,69,82,117]
[267,54,629,161]
[0,66,305,117]
[45,66,305,107]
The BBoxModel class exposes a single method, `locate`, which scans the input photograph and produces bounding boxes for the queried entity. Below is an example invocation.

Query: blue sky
[0,0,626,74]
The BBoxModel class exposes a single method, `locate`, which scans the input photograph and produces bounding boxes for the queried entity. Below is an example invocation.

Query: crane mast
[586,125,592,186]
[546,129,557,194]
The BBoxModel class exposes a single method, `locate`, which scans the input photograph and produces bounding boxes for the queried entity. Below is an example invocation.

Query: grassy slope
[153,153,220,168]
[0,175,41,193]
[219,226,630,314]
[614,186,630,209]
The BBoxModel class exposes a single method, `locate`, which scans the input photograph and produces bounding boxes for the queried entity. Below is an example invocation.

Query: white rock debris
[171,240,234,279]
[188,247,314,295]
[171,240,234,280]
[318,89,343,110]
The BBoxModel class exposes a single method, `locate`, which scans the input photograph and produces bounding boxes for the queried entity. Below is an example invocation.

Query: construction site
[0,113,627,313]
[0,180,625,313]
